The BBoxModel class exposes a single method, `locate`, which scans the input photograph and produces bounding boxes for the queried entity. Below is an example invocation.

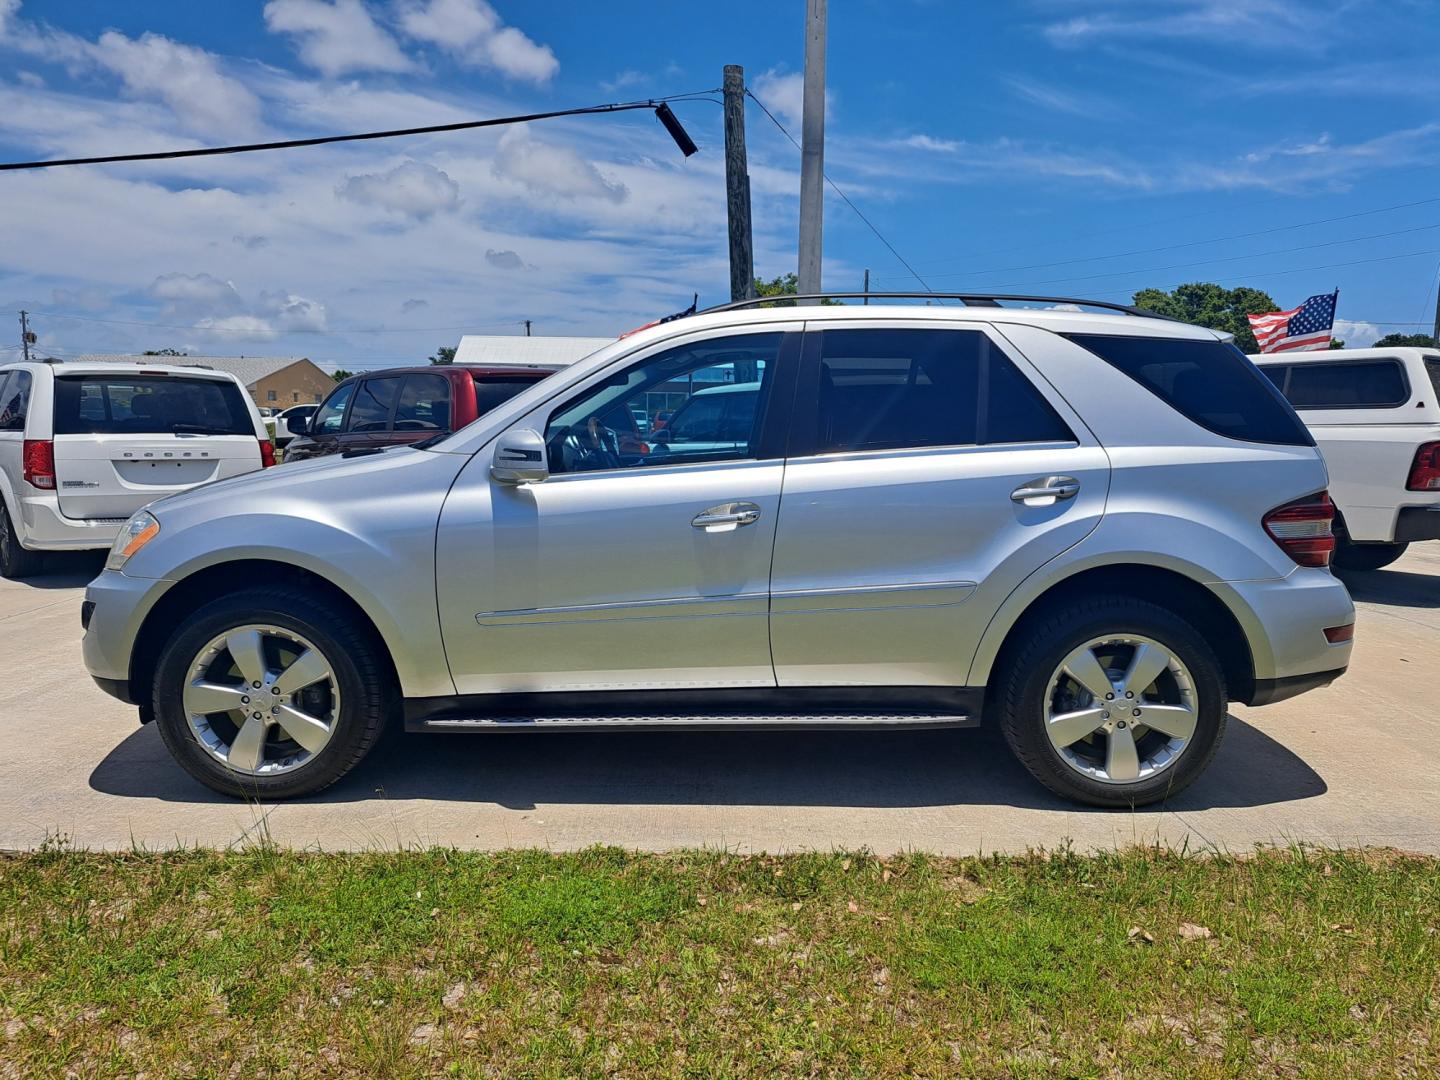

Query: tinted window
[1270,360,1410,409]
[313,384,353,436]
[1064,334,1312,447]
[545,333,781,473]
[475,378,541,418]
[395,374,451,432]
[348,377,401,432]
[814,328,1072,453]
[1427,356,1440,400]
[0,371,21,431]
[53,376,253,435]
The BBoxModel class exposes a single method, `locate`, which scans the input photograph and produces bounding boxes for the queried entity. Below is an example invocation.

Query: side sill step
[408,713,977,733]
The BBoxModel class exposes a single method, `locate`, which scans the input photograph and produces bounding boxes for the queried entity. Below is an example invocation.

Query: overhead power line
[745,88,936,294]
[32,310,536,336]
[0,93,717,171]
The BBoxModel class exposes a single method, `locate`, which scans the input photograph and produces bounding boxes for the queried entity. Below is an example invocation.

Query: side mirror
[491,428,549,484]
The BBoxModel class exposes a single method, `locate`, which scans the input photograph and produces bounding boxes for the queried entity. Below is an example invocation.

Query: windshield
[54,375,254,436]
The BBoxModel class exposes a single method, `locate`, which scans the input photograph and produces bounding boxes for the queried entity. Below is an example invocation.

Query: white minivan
[1253,347,1440,569]
[0,361,274,578]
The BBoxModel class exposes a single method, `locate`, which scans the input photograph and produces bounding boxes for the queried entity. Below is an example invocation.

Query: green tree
[330,368,354,382]
[429,346,457,365]
[1372,332,1438,348]
[143,348,187,356]
[1131,283,1281,354]
[752,273,843,306]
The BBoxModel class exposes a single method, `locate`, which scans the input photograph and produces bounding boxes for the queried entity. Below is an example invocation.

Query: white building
[453,335,611,367]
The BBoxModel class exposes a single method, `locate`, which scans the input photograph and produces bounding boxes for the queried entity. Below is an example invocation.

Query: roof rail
[701,292,1180,321]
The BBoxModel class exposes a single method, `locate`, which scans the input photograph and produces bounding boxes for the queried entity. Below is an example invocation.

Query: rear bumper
[1213,568,1355,699]
[15,492,123,551]
[1395,506,1440,543]
[1246,666,1347,707]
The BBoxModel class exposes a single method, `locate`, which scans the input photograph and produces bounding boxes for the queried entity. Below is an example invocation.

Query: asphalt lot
[2,548,1437,854]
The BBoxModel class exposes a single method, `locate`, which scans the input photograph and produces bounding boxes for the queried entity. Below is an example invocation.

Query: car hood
[144,446,466,522]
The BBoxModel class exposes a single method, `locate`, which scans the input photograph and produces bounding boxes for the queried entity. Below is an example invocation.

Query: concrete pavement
[2,548,1437,854]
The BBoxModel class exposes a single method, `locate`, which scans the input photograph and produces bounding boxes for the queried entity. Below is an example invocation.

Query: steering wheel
[562,416,622,470]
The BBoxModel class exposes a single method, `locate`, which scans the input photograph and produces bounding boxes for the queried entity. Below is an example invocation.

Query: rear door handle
[1011,476,1080,506]
[692,501,762,532]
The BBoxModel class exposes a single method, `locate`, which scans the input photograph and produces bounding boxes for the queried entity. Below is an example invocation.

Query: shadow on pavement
[1335,566,1440,609]
[90,713,1325,814]
[5,551,107,590]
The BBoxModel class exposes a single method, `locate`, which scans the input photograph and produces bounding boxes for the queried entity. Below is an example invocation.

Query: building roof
[64,354,315,387]
[453,335,611,367]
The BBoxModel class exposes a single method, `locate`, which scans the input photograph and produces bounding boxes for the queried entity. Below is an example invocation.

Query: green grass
[2,845,1438,1077]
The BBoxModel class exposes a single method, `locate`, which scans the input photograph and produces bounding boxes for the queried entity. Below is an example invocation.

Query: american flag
[1247,290,1338,353]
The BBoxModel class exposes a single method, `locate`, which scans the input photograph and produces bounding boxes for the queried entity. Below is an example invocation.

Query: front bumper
[16,492,124,551]
[82,568,170,702]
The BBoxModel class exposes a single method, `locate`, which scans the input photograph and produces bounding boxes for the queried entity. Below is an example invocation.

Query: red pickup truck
[284,364,559,461]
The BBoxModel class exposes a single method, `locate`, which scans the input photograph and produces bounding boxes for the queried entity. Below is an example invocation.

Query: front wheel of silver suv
[152,585,396,799]
[995,598,1228,807]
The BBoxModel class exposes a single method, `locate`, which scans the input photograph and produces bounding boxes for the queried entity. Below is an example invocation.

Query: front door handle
[1011,476,1080,506]
[692,501,762,532]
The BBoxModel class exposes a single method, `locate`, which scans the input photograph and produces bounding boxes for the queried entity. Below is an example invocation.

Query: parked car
[1253,346,1440,570]
[273,404,318,449]
[283,365,558,462]
[82,296,1354,807]
[0,361,273,579]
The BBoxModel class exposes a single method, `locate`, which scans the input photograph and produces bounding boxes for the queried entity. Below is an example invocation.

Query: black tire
[152,585,396,799]
[0,501,45,580]
[1332,537,1407,571]
[994,597,1228,808]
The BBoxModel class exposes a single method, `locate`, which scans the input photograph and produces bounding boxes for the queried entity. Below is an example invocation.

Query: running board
[409,713,977,733]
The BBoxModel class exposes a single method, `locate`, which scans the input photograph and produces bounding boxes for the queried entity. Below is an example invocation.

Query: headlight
[106,512,160,572]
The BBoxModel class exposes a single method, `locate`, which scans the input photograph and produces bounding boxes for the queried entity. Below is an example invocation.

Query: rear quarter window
[1063,333,1313,447]
[474,378,544,417]
[53,376,254,436]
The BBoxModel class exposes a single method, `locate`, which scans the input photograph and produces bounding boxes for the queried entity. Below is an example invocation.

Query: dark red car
[284,365,559,462]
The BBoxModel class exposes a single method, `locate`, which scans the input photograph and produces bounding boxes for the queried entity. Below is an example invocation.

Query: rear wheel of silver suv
[152,585,395,799]
[995,598,1227,807]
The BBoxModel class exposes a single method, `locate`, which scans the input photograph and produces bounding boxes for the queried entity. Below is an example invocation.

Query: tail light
[258,440,277,468]
[1407,442,1440,491]
[22,440,56,489]
[1263,491,1335,568]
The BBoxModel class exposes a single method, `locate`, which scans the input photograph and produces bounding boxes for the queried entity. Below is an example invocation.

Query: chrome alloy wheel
[183,625,340,776]
[1043,635,1198,786]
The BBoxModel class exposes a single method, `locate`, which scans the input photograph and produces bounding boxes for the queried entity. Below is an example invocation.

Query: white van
[0,361,274,578]
[1252,347,1440,569]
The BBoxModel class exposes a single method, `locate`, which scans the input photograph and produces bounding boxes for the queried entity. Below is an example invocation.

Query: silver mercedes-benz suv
[81,295,1355,807]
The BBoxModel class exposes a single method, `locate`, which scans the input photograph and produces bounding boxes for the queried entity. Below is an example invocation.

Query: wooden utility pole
[524,319,532,337]
[863,269,870,305]
[723,65,755,303]
[1432,263,1440,344]
[797,0,827,301]
[19,310,33,362]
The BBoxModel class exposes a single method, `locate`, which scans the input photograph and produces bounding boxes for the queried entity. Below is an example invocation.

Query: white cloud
[400,298,428,312]
[1042,0,1319,49]
[233,234,269,250]
[263,0,414,76]
[146,272,245,315]
[396,0,557,83]
[337,160,462,219]
[600,70,646,93]
[264,292,329,332]
[0,0,18,35]
[491,128,627,203]
[194,315,280,341]
[1332,319,1383,348]
[16,70,43,87]
[751,68,830,127]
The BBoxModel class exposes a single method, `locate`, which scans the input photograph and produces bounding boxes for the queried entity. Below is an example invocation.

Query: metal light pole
[797,0,827,301]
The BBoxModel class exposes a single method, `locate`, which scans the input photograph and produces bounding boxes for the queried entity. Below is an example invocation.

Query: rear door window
[1424,356,1440,400]
[395,374,451,432]
[809,328,1073,454]
[1265,360,1410,409]
[53,376,253,435]
[1063,333,1313,446]
[347,376,402,432]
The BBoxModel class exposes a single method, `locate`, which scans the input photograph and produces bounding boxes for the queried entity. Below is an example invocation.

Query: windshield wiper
[171,424,238,435]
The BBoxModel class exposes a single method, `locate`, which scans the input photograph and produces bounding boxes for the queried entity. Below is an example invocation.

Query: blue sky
[2,0,1439,370]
